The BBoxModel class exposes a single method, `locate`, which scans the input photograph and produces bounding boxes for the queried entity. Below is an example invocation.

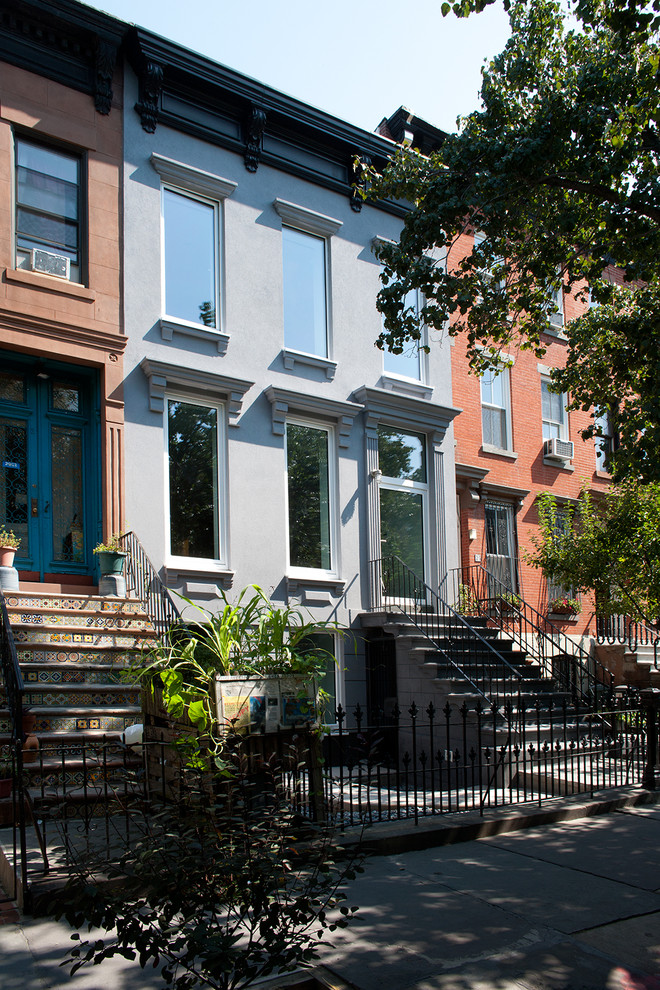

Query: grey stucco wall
[121,66,458,707]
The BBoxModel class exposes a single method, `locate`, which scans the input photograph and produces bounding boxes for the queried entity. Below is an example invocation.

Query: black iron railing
[119,531,180,635]
[441,565,614,708]
[596,614,659,667]
[1,695,647,889]
[369,555,528,709]
[323,694,646,826]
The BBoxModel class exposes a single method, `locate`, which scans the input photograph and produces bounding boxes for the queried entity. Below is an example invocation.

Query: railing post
[640,688,660,790]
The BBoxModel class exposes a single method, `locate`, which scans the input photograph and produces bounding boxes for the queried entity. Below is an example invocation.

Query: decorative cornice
[479,481,530,507]
[125,26,410,218]
[150,155,237,200]
[0,0,123,112]
[273,200,342,238]
[244,105,267,173]
[135,60,163,133]
[352,385,460,437]
[0,308,126,355]
[264,386,362,448]
[140,358,253,424]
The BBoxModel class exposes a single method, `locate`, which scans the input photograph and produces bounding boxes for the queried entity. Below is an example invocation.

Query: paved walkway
[0,804,658,990]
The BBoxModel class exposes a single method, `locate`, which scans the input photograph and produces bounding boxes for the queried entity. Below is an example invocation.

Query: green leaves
[366,0,660,481]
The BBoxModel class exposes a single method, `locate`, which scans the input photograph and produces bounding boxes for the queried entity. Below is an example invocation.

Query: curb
[334,786,659,856]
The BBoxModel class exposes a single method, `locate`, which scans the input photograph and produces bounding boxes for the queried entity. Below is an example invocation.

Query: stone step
[0,707,141,737]
[15,644,149,666]
[11,628,154,649]
[3,592,148,615]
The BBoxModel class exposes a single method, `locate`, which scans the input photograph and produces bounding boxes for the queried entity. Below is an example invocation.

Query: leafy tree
[53,743,361,990]
[362,0,660,480]
[527,480,660,623]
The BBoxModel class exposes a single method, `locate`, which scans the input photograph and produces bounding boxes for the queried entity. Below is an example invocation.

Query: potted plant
[0,527,20,568]
[498,591,521,613]
[548,595,581,616]
[93,533,127,576]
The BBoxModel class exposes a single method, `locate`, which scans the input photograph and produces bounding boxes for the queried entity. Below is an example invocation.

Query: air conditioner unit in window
[30,248,70,280]
[544,437,574,461]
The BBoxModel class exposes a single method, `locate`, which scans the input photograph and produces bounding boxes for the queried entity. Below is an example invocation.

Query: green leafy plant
[455,583,478,615]
[0,527,20,550]
[132,586,342,743]
[93,533,125,554]
[53,744,362,990]
[498,591,521,609]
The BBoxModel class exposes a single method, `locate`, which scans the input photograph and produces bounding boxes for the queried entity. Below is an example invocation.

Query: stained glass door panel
[51,424,85,564]
[0,417,29,561]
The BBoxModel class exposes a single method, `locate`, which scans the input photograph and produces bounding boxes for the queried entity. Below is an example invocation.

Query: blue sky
[85,0,510,134]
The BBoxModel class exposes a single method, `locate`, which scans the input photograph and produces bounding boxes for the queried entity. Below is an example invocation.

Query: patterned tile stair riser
[12,629,152,648]
[2,691,139,708]
[13,613,152,629]
[16,647,146,666]
[0,714,142,734]
[3,594,147,615]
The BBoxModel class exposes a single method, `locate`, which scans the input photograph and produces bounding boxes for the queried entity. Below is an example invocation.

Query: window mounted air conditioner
[30,248,70,280]
[544,437,574,461]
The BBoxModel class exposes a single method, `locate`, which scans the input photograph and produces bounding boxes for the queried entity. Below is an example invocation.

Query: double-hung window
[594,406,616,472]
[286,420,336,575]
[282,227,328,357]
[163,187,219,329]
[541,379,568,441]
[165,395,227,566]
[481,367,512,451]
[382,288,424,382]
[15,137,82,282]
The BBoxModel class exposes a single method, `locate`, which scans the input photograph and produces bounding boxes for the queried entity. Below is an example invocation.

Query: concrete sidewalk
[0,805,659,990]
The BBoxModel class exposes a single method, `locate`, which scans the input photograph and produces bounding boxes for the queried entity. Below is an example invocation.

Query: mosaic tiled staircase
[0,591,156,744]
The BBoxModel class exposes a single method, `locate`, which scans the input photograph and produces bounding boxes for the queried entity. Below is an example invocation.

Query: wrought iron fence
[1,692,651,907]
[596,614,660,667]
[119,531,180,635]
[323,695,647,827]
[441,564,614,707]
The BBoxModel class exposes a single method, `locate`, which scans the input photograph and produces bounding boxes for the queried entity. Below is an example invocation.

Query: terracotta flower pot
[0,545,17,568]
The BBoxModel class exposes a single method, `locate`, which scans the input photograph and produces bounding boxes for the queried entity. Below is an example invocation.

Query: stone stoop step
[0,591,157,746]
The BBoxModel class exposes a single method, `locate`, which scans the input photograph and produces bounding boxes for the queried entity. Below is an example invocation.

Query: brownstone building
[0,0,125,586]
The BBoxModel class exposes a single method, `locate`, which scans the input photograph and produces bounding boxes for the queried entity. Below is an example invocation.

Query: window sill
[287,574,346,599]
[543,324,568,342]
[5,267,95,302]
[594,469,612,481]
[379,374,433,401]
[160,318,229,355]
[281,348,337,380]
[543,456,575,472]
[165,563,234,587]
[481,444,518,460]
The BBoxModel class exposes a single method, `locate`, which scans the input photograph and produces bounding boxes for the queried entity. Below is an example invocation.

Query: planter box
[213,675,317,735]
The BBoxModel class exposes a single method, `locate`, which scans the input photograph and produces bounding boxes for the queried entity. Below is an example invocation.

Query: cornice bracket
[135,60,163,133]
[350,153,371,213]
[94,39,116,115]
[244,105,267,173]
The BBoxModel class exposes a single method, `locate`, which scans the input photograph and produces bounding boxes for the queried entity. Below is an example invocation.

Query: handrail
[442,565,614,708]
[370,555,527,709]
[596,614,659,668]
[0,590,23,742]
[119,532,180,635]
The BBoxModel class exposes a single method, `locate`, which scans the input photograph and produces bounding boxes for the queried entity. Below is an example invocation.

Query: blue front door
[0,359,100,580]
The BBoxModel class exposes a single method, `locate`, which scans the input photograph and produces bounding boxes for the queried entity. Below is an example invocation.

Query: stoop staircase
[0,591,154,745]
[0,590,157,830]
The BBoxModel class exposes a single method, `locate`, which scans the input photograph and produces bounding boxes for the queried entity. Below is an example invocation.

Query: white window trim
[480,365,513,453]
[163,391,229,573]
[152,155,236,350]
[541,376,569,440]
[275,199,341,366]
[285,417,340,583]
[378,429,431,591]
